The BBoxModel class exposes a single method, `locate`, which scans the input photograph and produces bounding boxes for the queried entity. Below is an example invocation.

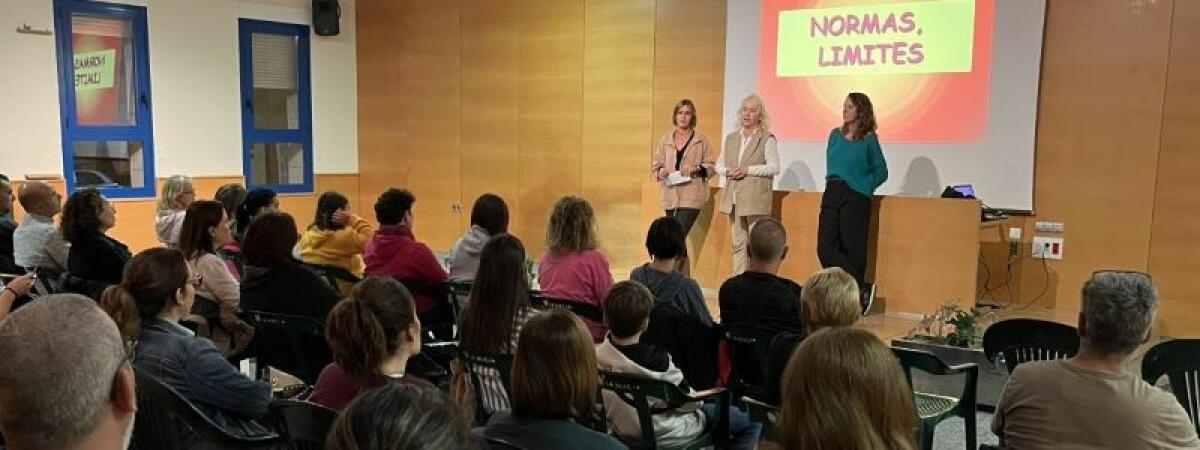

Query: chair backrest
[742,396,780,441]
[241,310,329,385]
[132,367,282,449]
[482,436,527,450]
[1142,339,1200,433]
[598,371,696,450]
[891,347,979,409]
[983,318,1079,373]
[269,399,338,450]
[460,350,515,425]
[396,278,455,338]
[724,326,775,398]
[302,263,362,292]
[530,293,604,323]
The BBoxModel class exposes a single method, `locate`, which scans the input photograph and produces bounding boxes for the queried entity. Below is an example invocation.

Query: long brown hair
[325,277,419,388]
[776,327,916,450]
[841,92,878,141]
[510,309,597,421]
[545,196,598,254]
[179,200,225,260]
[100,248,191,340]
[460,234,530,355]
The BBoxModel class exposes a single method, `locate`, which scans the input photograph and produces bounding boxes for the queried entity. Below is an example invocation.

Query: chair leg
[921,421,936,450]
[963,409,977,450]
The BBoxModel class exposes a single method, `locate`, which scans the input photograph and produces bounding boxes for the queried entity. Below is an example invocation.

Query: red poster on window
[72,17,128,126]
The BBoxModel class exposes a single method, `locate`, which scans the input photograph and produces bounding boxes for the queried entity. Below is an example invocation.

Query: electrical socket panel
[1035,221,1065,233]
[1008,227,1022,241]
[1032,236,1064,260]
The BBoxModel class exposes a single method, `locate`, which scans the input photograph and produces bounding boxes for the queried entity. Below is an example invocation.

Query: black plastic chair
[460,350,515,426]
[481,436,527,450]
[724,327,775,401]
[445,280,472,322]
[982,318,1079,373]
[131,367,283,450]
[269,399,338,450]
[302,263,362,296]
[1142,339,1200,433]
[598,371,730,450]
[240,310,331,385]
[892,347,979,450]
[741,396,779,442]
[396,278,455,340]
[531,293,604,324]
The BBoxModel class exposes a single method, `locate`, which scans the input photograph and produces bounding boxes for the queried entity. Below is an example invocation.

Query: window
[238,20,313,193]
[53,0,155,197]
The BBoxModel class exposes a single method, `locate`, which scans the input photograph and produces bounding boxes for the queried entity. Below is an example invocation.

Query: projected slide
[759,0,994,142]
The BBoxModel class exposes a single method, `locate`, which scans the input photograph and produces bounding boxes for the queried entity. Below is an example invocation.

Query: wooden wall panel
[1018,0,1173,311]
[355,1,405,225]
[460,1,521,234]
[394,0,462,250]
[582,0,656,273]
[516,0,584,258]
[1150,1,1200,336]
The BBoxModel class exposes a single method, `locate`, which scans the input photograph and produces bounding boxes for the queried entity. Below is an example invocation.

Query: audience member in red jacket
[363,188,449,317]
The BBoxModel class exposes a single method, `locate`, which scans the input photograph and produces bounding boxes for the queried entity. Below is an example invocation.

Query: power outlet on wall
[1032,236,1064,260]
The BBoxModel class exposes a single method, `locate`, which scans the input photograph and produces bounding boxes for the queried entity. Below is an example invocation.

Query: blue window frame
[53,0,156,198]
[238,19,314,193]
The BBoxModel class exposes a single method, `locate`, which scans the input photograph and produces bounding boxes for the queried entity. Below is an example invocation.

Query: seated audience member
[233,188,279,243]
[482,309,625,450]
[100,248,273,449]
[537,195,614,342]
[155,175,195,248]
[297,191,375,295]
[178,200,253,350]
[457,234,538,415]
[448,193,509,282]
[240,212,339,382]
[773,327,916,450]
[14,181,69,272]
[363,188,448,322]
[0,294,136,450]
[597,281,761,450]
[719,218,803,333]
[993,271,1199,449]
[310,276,430,411]
[63,188,131,297]
[0,179,18,274]
[765,267,860,404]
[0,273,35,321]
[327,383,470,450]
[213,183,248,277]
[631,216,719,388]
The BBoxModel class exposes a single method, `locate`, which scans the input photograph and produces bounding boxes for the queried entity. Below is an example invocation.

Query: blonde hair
[545,196,598,254]
[777,327,916,450]
[801,267,861,330]
[158,175,194,211]
[739,94,772,135]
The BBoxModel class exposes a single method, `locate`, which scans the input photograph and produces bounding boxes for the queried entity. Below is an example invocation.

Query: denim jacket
[134,318,273,449]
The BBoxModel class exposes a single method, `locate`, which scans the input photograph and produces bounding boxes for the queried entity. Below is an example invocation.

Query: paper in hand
[666,171,692,186]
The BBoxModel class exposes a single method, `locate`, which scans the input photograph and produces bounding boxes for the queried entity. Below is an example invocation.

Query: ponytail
[326,298,391,387]
[100,285,144,341]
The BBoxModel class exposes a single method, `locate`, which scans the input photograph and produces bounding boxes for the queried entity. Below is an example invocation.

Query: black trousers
[817,179,872,285]
[665,208,701,237]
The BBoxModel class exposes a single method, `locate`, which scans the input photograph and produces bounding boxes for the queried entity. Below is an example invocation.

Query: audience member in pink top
[537,196,614,342]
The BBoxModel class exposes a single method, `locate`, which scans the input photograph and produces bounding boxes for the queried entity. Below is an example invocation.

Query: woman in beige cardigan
[652,99,715,237]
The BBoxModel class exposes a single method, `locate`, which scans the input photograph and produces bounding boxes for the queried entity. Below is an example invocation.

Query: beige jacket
[718,129,775,216]
[653,130,715,210]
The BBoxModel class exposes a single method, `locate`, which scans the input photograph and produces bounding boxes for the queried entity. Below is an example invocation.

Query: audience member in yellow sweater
[298,191,375,295]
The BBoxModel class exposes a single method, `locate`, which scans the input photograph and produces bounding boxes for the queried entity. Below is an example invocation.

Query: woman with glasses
[100,248,274,450]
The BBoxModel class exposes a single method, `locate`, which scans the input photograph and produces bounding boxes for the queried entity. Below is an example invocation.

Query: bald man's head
[748,218,788,262]
[17,181,61,218]
[0,294,133,450]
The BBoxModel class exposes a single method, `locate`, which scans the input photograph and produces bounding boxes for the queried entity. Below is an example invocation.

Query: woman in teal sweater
[818,93,888,314]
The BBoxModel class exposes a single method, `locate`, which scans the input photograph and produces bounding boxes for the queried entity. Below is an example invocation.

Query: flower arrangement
[907,300,996,348]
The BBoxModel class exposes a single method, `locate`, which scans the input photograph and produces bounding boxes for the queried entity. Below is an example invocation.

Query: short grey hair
[0,294,127,449]
[1080,271,1157,355]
